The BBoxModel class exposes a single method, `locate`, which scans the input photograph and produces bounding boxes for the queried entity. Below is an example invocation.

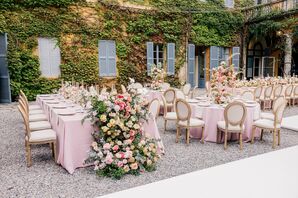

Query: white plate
[46,101,60,104]
[245,103,257,107]
[187,99,199,103]
[197,103,211,107]
[245,100,256,104]
[58,110,76,116]
[39,95,52,97]
[42,98,55,100]
[52,105,67,109]
[196,97,208,100]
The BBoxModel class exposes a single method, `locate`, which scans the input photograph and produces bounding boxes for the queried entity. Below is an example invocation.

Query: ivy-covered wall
[0,0,243,101]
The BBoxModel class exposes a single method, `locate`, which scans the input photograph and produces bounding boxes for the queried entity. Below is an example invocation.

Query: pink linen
[37,95,163,174]
[189,104,261,142]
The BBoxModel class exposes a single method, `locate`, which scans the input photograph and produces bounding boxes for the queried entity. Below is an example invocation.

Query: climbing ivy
[0,0,243,101]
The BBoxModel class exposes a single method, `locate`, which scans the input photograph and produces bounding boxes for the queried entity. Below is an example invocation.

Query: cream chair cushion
[165,112,177,120]
[260,112,274,120]
[29,105,41,110]
[29,129,56,143]
[29,109,44,115]
[29,121,51,131]
[217,121,244,132]
[253,119,281,129]
[178,118,204,127]
[29,114,48,122]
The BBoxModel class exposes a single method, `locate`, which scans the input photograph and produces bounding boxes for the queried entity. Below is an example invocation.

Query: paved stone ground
[1,102,298,197]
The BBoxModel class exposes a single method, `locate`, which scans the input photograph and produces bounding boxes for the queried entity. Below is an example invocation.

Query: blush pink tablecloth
[37,95,163,174]
[189,103,261,142]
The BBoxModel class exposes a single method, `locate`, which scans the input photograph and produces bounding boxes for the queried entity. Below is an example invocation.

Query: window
[153,44,164,65]
[219,47,230,66]
[225,0,234,8]
[38,38,61,78]
[98,40,116,77]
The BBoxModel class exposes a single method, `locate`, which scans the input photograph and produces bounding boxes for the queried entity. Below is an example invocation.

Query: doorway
[0,33,11,103]
[197,46,206,88]
[292,43,298,75]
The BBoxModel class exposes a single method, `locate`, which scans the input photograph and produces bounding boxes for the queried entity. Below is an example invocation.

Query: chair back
[192,87,200,98]
[264,86,273,99]
[254,86,262,100]
[148,99,160,119]
[205,81,211,96]
[273,85,283,98]
[285,85,293,97]
[176,90,185,100]
[160,95,168,117]
[272,96,286,113]
[17,105,31,139]
[241,91,254,101]
[274,100,287,126]
[175,99,191,122]
[100,87,107,95]
[121,85,127,93]
[182,83,191,96]
[133,83,143,89]
[224,101,247,128]
[294,85,298,96]
[163,88,176,104]
[95,85,100,94]
[161,82,170,90]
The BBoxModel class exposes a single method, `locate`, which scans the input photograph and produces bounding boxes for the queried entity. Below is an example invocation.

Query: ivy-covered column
[284,33,293,76]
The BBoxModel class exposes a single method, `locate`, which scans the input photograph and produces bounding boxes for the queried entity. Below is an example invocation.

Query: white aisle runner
[282,116,298,131]
[101,146,298,198]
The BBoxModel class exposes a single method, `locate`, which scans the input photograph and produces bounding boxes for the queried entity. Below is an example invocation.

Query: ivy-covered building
[0,0,244,102]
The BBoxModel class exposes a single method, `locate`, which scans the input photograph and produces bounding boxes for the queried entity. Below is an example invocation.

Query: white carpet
[282,116,298,131]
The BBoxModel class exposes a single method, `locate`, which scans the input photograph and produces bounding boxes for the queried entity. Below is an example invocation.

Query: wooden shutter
[210,46,219,76]
[38,38,61,78]
[0,33,11,103]
[167,43,175,75]
[232,47,240,71]
[146,42,154,75]
[48,38,61,77]
[187,44,195,87]
[99,40,108,77]
[38,38,51,77]
[225,0,234,8]
[108,40,116,76]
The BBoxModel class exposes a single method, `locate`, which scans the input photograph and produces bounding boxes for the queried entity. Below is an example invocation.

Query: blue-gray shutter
[232,47,240,72]
[167,43,175,75]
[0,33,11,103]
[187,44,195,87]
[225,0,234,8]
[210,46,219,76]
[146,42,154,75]
[108,40,116,76]
[99,40,108,77]
[38,38,61,78]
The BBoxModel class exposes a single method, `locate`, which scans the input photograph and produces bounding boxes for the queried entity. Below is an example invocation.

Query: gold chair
[292,85,298,106]
[163,88,176,111]
[252,99,287,149]
[217,101,247,150]
[253,86,263,102]
[148,99,160,120]
[18,105,57,167]
[260,86,273,110]
[175,99,205,144]
[284,84,293,106]
[160,95,177,132]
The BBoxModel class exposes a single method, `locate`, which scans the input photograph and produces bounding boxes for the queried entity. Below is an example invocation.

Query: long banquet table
[37,94,163,174]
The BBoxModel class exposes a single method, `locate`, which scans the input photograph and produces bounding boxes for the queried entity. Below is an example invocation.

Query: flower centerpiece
[84,82,160,179]
[149,63,165,90]
[210,62,237,104]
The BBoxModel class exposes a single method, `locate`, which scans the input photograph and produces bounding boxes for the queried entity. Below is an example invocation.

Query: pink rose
[103,143,111,150]
[112,145,119,151]
[117,161,124,167]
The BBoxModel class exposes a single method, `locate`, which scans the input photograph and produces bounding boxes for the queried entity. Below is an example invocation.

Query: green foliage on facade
[0,1,243,100]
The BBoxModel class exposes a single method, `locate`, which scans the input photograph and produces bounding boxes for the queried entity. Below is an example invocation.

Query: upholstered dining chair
[100,86,107,95]
[149,99,160,120]
[205,81,211,97]
[19,99,47,122]
[163,88,176,111]
[18,100,52,131]
[161,82,170,90]
[160,95,177,132]
[20,90,42,111]
[19,91,44,115]
[292,85,298,106]
[260,86,273,110]
[252,99,287,149]
[191,86,200,99]
[182,83,191,97]
[121,84,127,93]
[175,99,205,144]
[176,90,185,100]
[241,90,254,101]
[260,96,285,121]
[133,82,143,89]
[273,85,283,99]
[284,84,293,106]
[217,101,247,150]
[253,86,263,102]
[18,105,57,167]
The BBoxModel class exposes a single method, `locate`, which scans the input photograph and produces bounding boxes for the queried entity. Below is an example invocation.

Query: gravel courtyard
[1,103,298,198]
